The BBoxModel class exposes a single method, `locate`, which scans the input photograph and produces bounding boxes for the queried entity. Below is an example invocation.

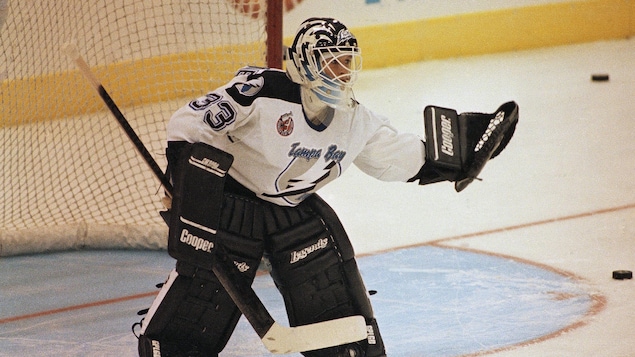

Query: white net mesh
[0,0,269,255]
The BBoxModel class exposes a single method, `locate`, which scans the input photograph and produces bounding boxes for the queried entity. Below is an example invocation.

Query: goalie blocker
[412,101,518,191]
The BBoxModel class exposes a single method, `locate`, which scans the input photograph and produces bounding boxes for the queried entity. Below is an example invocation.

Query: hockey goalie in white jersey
[135,17,518,357]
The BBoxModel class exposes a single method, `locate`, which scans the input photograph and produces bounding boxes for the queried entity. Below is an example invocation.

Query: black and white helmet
[286,18,362,108]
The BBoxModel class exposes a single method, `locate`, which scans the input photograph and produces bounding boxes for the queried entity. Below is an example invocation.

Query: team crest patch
[277,112,294,136]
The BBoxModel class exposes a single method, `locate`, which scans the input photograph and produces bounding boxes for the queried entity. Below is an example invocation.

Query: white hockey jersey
[167,67,425,206]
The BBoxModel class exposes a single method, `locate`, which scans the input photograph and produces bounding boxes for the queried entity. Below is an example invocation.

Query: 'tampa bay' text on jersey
[167,67,425,206]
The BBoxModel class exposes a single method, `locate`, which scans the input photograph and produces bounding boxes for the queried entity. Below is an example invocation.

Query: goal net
[0,0,281,256]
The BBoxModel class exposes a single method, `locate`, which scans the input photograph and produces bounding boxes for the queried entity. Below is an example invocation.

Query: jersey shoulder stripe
[225,67,301,107]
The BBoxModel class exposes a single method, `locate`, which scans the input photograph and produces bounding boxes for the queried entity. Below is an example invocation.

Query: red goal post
[0,0,283,256]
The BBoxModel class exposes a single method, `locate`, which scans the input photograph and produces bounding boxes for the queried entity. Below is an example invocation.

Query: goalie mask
[286,18,362,108]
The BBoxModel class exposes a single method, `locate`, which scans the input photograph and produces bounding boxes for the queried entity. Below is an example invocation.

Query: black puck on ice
[612,270,633,280]
[591,73,609,82]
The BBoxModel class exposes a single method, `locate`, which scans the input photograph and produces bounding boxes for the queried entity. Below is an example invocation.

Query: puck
[591,74,609,82]
[612,270,633,280]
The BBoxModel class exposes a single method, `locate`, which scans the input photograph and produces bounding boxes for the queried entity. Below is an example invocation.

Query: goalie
[135,17,518,357]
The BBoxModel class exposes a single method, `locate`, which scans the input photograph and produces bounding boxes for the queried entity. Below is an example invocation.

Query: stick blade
[262,315,367,354]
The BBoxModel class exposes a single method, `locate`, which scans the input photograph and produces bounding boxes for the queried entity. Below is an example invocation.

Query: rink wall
[352,0,635,68]
[2,0,633,125]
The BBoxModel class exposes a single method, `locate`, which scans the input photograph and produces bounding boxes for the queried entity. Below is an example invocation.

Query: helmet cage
[309,46,361,105]
[287,18,362,107]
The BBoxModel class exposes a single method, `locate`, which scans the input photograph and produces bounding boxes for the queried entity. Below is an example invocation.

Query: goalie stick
[62,43,367,354]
